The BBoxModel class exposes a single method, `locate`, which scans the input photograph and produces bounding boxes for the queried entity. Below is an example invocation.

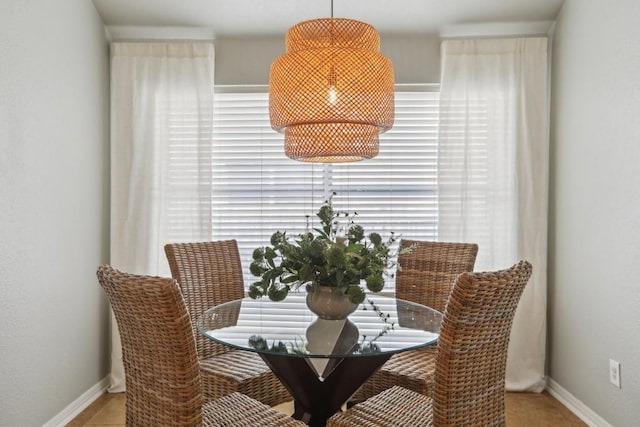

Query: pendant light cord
[331,0,334,18]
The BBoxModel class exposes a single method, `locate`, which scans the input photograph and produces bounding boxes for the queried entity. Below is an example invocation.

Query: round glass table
[197,294,442,426]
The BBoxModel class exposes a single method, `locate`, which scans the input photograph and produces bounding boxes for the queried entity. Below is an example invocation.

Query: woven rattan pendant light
[269,4,394,163]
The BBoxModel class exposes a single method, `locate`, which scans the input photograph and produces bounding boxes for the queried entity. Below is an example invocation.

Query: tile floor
[67,390,587,426]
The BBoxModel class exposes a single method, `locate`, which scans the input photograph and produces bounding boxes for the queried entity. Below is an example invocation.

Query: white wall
[549,0,640,425]
[215,35,441,85]
[0,1,110,425]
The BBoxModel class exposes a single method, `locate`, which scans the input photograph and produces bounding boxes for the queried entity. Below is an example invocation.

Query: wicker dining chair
[327,261,531,427]
[328,260,533,426]
[96,265,304,427]
[164,240,291,406]
[352,240,479,402]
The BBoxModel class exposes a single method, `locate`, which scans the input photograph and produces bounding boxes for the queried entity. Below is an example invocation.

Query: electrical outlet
[609,359,621,388]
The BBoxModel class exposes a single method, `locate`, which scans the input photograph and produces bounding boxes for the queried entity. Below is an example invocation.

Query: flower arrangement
[248,193,409,304]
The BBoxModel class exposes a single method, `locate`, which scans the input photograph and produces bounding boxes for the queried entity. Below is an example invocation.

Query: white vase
[305,285,358,320]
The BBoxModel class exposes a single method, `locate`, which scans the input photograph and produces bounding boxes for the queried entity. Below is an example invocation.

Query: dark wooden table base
[260,353,392,427]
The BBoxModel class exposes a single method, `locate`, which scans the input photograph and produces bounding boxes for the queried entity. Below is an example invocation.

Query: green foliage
[248,192,405,305]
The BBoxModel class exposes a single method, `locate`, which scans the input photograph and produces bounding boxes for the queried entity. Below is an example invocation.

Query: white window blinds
[208,87,439,290]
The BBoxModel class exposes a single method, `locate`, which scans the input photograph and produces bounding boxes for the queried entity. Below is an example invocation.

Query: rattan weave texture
[269,18,394,162]
[202,391,304,426]
[164,240,291,406]
[395,240,479,313]
[97,265,304,427]
[329,260,533,427]
[285,19,380,51]
[352,240,478,402]
[330,385,433,427]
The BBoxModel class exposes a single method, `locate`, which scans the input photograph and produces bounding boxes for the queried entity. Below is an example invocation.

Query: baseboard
[44,375,608,427]
[546,378,612,427]
[43,376,110,427]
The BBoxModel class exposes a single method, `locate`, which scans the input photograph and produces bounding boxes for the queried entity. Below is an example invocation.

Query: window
[207,86,439,290]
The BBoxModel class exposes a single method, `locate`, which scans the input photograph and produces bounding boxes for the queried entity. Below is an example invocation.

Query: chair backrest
[96,265,202,427]
[432,260,532,427]
[395,240,479,313]
[164,240,245,359]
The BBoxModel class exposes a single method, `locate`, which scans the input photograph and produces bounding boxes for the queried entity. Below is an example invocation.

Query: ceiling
[92,0,566,39]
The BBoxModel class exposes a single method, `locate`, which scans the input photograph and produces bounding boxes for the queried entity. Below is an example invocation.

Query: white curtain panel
[438,38,549,392]
[108,42,215,392]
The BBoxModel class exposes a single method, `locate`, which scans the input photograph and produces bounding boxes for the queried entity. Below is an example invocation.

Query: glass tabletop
[197,293,442,359]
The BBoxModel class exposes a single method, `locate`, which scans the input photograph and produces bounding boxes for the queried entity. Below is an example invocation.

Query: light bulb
[327,65,338,105]
[328,86,338,105]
